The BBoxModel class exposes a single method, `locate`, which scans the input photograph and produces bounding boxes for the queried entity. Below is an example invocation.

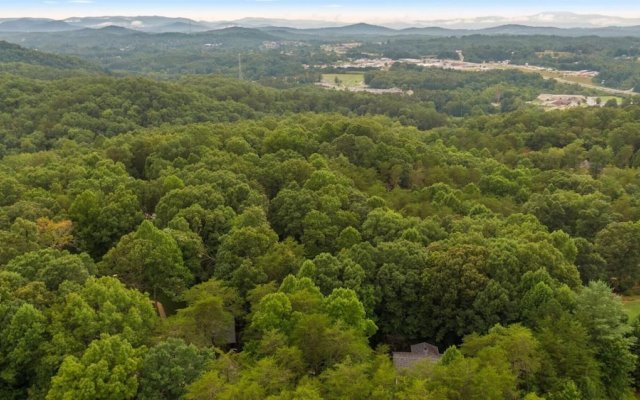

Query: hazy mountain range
[399,12,640,29]
[0,16,345,33]
[3,13,640,37]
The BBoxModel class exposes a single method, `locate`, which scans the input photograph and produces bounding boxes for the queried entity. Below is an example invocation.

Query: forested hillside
[0,65,600,153]
[0,40,100,78]
[2,41,640,400]
[0,41,93,69]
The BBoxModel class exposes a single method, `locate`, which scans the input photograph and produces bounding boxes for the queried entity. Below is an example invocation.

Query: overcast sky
[2,0,640,22]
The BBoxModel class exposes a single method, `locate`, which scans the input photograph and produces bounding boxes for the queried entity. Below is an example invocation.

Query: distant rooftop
[392,342,441,370]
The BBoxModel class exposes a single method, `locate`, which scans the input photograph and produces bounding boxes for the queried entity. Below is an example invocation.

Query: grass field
[536,70,596,86]
[503,64,599,86]
[623,296,640,322]
[321,73,365,88]
[535,50,576,59]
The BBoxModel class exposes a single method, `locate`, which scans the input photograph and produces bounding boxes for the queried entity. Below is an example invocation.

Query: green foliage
[427,346,518,399]
[46,335,143,400]
[162,279,242,347]
[70,188,144,258]
[100,220,193,301]
[0,303,46,392]
[4,249,96,290]
[574,282,636,399]
[595,221,640,291]
[0,41,96,71]
[462,324,542,391]
[34,276,157,392]
[535,313,603,398]
[137,338,214,400]
[248,276,375,374]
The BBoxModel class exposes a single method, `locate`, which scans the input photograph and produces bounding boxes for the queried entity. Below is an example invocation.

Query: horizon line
[4,12,640,31]
[3,10,640,25]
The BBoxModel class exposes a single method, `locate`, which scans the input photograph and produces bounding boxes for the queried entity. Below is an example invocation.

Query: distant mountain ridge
[3,15,640,37]
[266,23,640,38]
[399,12,640,29]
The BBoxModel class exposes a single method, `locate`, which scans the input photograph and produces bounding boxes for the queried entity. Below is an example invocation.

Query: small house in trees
[222,320,237,345]
[392,342,441,370]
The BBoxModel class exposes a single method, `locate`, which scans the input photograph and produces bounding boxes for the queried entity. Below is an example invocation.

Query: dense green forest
[2,35,640,400]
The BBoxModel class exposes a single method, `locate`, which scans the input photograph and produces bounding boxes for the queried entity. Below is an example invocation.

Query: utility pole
[238,54,243,80]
